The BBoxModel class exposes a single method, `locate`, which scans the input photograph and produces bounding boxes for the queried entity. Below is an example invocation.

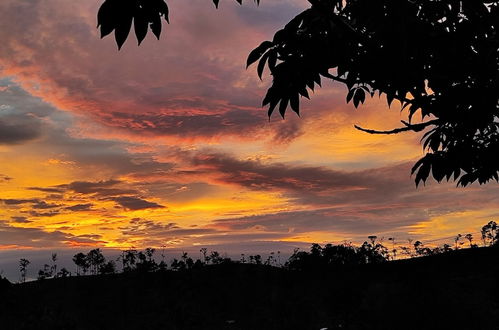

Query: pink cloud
[0,0,309,143]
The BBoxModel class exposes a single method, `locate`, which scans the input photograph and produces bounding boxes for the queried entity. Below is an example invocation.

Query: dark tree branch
[354,119,439,135]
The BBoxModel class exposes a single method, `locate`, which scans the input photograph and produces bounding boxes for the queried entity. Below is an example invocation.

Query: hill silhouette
[1,246,498,330]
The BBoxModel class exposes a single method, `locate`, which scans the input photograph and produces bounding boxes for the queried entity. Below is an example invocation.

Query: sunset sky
[0,0,497,278]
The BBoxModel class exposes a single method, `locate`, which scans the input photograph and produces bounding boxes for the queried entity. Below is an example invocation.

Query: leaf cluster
[246,0,499,186]
[98,0,169,49]
[97,0,260,49]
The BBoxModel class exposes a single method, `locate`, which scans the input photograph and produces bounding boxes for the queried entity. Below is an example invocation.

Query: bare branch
[354,119,439,135]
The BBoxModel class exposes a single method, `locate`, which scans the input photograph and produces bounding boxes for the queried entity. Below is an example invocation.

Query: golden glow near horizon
[0,0,498,254]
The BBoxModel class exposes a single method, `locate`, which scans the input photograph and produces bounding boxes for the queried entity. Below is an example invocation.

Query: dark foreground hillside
[1,247,498,330]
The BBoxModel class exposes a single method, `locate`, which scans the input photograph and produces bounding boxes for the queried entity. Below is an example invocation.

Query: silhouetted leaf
[415,159,431,187]
[279,98,289,118]
[151,14,162,40]
[353,89,365,108]
[157,0,170,23]
[134,10,148,45]
[257,52,270,79]
[97,0,117,38]
[114,2,133,50]
[247,41,273,68]
[346,88,355,104]
[290,93,300,116]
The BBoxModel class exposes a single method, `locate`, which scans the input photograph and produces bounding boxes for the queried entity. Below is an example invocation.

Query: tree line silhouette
[11,220,499,283]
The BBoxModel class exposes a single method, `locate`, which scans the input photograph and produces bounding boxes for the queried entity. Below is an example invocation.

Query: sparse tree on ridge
[200,248,208,264]
[465,234,474,248]
[37,264,52,280]
[442,244,453,253]
[136,249,158,272]
[454,234,462,250]
[400,246,412,259]
[209,251,223,265]
[86,249,106,275]
[123,249,138,272]
[145,248,156,262]
[10,219,499,283]
[19,258,30,283]
[388,237,397,261]
[481,221,498,246]
[57,268,71,278]
[170,258,183,271]
[51,253,57,278]
[413,241,430,256]
[73,252,89,275]
[99,261,116,274]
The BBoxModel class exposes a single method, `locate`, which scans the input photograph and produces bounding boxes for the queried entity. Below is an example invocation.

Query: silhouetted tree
[170,258,185,271]
[179,252,194,269]
[123,249,138,272]
[145,248,156,260]
[19,258,30,283]
[73,252,89,275]
[481,221,498,246]
[180,251,188,264]
[136,249,158,272]
[321,244,363,266]
[454,234,462,250]
[98,0,499,186]
[200,248,209,264]
[388,237,397,260]
[51,253,57,278]
[413,241,433,256]
[209,251,223,265]
[99,261,116,274]
[86,249,106,275]
[360,236,388,263]
[286,242,388,271]
[442,244,453,253]
[158,260,168,272]
[264,252,277,266]
[37,264,52,280]
[465,234,474,248]
[57,268,71,278]
[400,246,412,259]
[248,254,262,265]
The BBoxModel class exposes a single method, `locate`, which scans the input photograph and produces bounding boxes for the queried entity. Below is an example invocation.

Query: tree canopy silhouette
[97,0,499,187]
